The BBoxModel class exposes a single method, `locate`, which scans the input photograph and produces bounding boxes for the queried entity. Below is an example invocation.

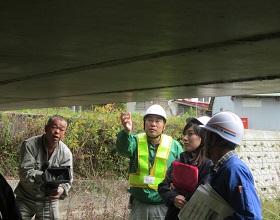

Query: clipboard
[172,161,198,192]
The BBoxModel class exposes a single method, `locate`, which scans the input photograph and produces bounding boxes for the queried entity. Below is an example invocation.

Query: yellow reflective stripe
[129,133,148,187]
[137,133,149,175]
[149,135,172,189]
[129,133,172,189]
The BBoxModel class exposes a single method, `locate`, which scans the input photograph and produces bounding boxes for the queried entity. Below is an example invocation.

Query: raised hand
[120,112,132,134]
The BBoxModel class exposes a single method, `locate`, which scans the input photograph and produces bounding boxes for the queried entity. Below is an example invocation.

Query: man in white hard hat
[201,111,262,219]
[116,104,183,220]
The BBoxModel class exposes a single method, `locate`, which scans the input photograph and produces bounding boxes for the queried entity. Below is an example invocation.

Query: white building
[127,98,210,117]
[212,94,280,131]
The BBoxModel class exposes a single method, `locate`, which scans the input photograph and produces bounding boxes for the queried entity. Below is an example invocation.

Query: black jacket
[0,174,22,220]
[158,152,212,220]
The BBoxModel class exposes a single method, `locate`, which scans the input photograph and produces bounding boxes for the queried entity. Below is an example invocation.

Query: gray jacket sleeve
[18,139,45,185]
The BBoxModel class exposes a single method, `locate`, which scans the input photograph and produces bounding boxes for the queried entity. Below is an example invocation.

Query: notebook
[172,161,198,192]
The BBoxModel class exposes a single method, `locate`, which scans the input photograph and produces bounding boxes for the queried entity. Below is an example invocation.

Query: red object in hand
[172,161,198,192]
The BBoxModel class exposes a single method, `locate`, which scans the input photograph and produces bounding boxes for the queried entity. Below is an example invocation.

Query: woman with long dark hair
[158,116,212,220]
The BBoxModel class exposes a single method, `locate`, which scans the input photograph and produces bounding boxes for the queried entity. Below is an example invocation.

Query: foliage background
[1,105,279,219]
[0,104,191,178]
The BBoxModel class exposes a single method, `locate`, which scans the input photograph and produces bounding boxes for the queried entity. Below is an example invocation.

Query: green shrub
[0,113,46,176]
[0,105,192,178]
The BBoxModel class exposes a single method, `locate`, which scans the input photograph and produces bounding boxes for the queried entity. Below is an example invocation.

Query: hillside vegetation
[1,105,279,219]
[0,104,190,178]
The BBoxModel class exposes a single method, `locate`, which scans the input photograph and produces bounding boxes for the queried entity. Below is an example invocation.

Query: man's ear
[44,125,48,133]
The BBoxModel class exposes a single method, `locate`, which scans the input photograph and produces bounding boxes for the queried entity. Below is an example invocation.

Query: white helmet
[201,112,244,145]
[144,104,167,121]
[188,116,210,125]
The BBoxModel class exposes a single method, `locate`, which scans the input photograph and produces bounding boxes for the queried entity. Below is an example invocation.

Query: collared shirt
[210,150,237,176]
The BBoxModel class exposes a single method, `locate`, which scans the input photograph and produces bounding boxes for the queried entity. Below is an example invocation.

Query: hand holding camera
[40,166,71,197]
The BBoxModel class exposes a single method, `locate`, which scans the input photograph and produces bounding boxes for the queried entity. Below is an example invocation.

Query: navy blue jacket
[210,155,262,220]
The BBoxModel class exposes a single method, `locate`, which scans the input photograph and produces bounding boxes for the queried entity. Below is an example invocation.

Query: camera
[40,166,71,196]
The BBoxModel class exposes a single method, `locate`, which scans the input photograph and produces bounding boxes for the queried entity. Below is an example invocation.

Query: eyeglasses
[145,117,164,124]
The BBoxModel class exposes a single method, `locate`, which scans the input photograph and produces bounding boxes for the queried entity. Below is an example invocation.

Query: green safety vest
[129,133,172,190]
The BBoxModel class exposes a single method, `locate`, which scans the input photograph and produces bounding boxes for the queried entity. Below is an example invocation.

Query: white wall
[126,102,137,114]
[239,129,280,199]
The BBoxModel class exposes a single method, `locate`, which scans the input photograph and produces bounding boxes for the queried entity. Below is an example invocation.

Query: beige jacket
[15,135,73,201]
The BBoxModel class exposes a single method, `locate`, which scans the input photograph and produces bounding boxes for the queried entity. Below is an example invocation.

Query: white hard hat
[201,112,244,145]
[188,116,210,125]
[144,104,167,121]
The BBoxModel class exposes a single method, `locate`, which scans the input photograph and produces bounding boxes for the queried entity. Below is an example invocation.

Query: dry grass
[59,177,130,220]
[62,178,280,220]
[8,178,280,219]
[260,192,280,220]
